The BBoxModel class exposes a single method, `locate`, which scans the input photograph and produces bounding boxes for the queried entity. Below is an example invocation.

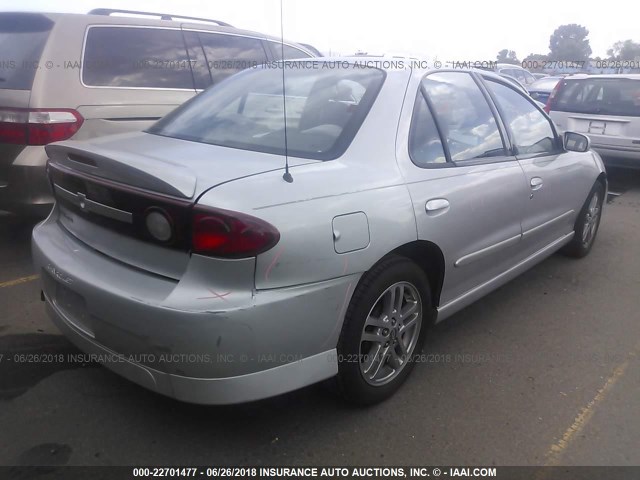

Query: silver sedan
[32,59,606,405]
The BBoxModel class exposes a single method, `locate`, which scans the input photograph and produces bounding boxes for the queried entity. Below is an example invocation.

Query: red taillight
[544,80,564,113]
[0,108,84,145]
[191,206,280,258]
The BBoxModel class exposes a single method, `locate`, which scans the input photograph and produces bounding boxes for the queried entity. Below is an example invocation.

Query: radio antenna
[280,0,293,183]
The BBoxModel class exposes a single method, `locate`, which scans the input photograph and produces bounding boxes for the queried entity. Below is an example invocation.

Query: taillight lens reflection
[192,206,280,258]
[0,108,84,145]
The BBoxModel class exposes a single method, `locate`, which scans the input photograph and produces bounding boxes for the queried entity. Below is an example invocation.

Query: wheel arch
[367,240,446,311]
[596,171,607,192]
[391,241,445,310]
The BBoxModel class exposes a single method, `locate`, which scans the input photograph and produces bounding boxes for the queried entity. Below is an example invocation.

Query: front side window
[408,93,447,166]
[269,42,313,61]
[421,72,506,162]
[83,27,194,89]
[486,79,558,156]
[148,64,385,160]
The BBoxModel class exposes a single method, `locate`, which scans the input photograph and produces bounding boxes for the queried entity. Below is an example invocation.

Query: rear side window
[486,79,558,156]
[198,32,268,85]
[83,27,194,89]
[149,64,385,160]
[421,72,506,162]
[0,14,53,90]
[554,78,640,117]
[269,42,313,61]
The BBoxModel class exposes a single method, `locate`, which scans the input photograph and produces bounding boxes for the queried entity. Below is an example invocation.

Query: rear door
[483,76,589,255]
[0,13,53,185]
[75,25,198,139]
[397,71,529,306]
[549,77,640,155]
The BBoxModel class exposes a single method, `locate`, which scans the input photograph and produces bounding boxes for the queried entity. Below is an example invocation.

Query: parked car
[499,74,546,109]
[533,73,549,80]
[495,63,538,87]
[33,61,606,405]
[0,9,317,216]
[528,76,562,104]
[547,74,640,169]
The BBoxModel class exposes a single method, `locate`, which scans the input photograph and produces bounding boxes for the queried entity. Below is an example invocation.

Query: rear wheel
[335,255,431,405]
[561,182,604,258]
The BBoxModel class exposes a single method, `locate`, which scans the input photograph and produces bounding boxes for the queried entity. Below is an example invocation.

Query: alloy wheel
[358,281,422,386]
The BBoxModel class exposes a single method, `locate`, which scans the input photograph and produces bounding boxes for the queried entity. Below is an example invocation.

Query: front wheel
[561,182,605,258]
[335,255,432,405]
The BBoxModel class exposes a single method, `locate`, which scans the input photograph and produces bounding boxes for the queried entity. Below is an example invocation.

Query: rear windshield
[148,64,386,160]
[554,78,640,116]
[0,14,53,90]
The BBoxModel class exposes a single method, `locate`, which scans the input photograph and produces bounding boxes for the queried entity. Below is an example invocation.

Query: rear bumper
[0,146,53,216]
[593,145,640,170]
[32,213,355,404]
[46,296,337,405]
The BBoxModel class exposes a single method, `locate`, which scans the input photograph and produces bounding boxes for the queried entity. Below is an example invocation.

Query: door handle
[425,198,450,212]
[530,177,543,191]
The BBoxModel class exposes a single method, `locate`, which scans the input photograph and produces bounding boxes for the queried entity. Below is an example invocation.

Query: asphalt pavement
[0,170,639,467]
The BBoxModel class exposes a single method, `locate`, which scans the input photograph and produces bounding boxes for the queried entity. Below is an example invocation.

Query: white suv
[547,74,640,169]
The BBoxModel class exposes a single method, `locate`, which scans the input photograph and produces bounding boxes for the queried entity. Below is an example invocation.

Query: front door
[482,77,590,256]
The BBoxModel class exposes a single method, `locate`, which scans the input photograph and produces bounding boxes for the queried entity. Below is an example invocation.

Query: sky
[1,0,638,60]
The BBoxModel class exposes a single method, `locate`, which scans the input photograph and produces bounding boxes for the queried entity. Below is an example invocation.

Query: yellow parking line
[544,342,639,466]
[0,274,40,289]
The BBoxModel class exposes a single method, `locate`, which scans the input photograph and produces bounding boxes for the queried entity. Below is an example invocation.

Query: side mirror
[564,131,591,153]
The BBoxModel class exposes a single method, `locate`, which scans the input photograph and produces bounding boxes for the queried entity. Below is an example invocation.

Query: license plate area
[572,119,623,136]
[44,270,94,338]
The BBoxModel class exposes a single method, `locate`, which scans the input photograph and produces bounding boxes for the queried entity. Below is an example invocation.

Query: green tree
[607,40,640,60]
[496,49,519,64]
[548,24,592,61]
[523,53,548,72]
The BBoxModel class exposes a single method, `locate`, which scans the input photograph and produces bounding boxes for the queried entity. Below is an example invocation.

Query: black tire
[561,181,605,258]
[335,254,432,405]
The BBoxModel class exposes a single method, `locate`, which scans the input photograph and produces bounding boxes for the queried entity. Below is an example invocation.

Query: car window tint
[409,93,447,166]
[182,31,213,90]
[486,79,557,155]
[554,78,640,117]
[198,33,268,85]
[83,27,194,89]
[421,72,506,162]
[270,42,313,60]
[523,71,536,85]
[0,14,52,90]
[513,69,526,82]
[148,65,385,161]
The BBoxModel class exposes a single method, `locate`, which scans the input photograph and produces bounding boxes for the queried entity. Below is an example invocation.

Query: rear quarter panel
[196,68,418,290]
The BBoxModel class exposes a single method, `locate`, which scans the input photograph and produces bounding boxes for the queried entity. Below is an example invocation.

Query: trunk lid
[46,132,308,279]
[46,132,300,199]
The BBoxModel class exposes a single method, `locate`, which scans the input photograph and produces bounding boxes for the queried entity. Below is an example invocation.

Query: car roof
[496,63,525,70]
[1,10,313,54]
[276,57,521,85]
[564,73,640,80]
